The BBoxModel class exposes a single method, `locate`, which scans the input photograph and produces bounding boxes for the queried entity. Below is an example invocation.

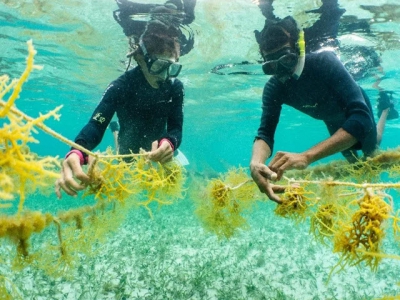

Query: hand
[148,140,173,164]
[250,161,285,203]
[268,151,309,180]
[55,153,91,199]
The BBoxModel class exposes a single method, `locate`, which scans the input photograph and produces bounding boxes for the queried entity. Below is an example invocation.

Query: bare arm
[269,128,358,179]
[251,138,271,165]
[303,128,358,164]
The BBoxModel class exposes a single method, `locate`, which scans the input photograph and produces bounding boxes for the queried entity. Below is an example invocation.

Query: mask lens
[262,53,298,75]
[262,60,279,75]
[148,58,182,77]
[149,59,170,74]
[279,53,298,69]
[168,63,182,77]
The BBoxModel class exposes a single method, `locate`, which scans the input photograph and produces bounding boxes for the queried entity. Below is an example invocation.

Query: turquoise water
[1,0,400,299]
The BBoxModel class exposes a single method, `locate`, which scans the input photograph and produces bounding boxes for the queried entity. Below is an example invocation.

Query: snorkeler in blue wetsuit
[249,16,394,203]
[55,21,185,198]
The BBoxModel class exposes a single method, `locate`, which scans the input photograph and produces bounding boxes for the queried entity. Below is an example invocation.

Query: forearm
[303,128,358,164]
[251,139,272,165]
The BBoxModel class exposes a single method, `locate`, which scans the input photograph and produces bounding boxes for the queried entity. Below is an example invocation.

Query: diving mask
[262,47,299,76]
[139,39,182,78]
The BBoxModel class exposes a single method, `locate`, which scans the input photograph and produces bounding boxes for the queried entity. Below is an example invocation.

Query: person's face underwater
[138,41,181,88]
[147,53,181,82]
[261,46,298,81]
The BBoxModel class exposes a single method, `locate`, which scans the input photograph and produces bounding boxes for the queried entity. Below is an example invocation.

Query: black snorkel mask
[260,21,305,78]
[262,47,299,76]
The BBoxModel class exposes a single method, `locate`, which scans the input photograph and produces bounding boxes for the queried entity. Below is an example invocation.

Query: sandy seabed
[1,199,400,300]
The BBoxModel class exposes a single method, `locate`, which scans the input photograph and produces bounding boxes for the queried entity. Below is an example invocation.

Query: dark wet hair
[257,16,300,54]
[140,20,181,58]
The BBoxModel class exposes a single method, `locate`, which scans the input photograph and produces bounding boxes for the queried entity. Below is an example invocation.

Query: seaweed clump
[0,40,60,213]
[333,188,392,271]
[0,211,53,257]
[274,184,315,223]
[194,167,260,239]
[271,172,400,274]
[82,151,186,217]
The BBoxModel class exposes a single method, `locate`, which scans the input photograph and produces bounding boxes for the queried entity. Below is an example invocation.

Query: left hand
[148,140,173,164]
[268,151,310,180]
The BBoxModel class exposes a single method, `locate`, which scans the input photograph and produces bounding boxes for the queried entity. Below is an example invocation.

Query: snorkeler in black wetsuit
[249,16,393,203]
[55,21,185,198]
[255,0,345,53]
[254,0,398,120]
[113,0,196,56]
[76,66,183,156]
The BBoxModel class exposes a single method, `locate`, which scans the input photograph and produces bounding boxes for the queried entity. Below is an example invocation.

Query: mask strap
[125,56,132,72]
[139,39,149,57]
[264,42,291,56]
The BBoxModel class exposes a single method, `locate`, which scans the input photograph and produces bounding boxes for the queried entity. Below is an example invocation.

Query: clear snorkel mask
[139,39,182,79]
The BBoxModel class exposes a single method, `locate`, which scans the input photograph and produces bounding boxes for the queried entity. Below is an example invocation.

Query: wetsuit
[256,51,377,158]
[74,66,184,157]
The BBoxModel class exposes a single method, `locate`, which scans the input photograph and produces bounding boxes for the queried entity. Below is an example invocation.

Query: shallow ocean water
[1,0,400,299]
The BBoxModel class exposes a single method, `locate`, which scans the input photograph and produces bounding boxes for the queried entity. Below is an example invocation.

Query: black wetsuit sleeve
[317,52,375,143]
[161,80,184,150]
[73,82,119,152]
[256,78,283,154]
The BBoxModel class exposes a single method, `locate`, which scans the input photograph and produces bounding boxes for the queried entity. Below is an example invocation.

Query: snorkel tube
[293,29,305,79]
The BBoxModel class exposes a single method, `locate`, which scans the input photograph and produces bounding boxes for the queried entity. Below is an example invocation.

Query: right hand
[148,140,174,164]
[55,153,91,199]
[250,161,285,204]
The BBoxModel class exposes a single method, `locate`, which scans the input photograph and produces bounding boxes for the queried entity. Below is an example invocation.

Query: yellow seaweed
[194,167,259,239]
[0,40,186,282]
